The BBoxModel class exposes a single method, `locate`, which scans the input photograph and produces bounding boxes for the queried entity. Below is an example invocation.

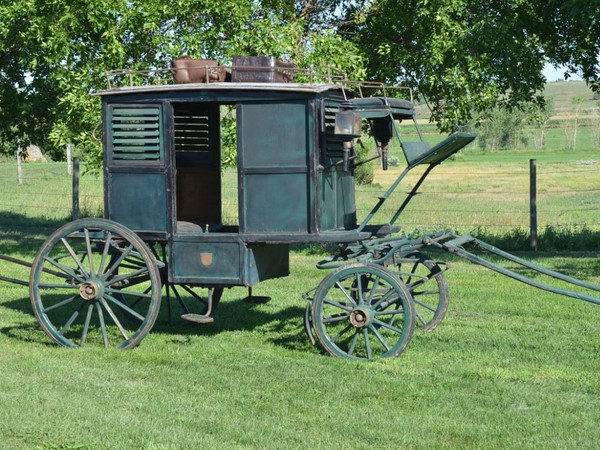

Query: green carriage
[22,60,600,359]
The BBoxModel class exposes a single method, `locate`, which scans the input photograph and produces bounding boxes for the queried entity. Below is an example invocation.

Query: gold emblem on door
[200,252,213,266]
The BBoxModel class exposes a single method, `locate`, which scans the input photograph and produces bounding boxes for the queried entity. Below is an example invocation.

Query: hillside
[414,80,598,121]
[544,80,598,117]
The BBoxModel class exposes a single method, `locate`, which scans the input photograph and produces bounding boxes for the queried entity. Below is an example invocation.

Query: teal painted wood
[169,237,289,286]
[107,172,168,232]
[104,102,169,234]
[238,100,311,234]
[319,99,357,232]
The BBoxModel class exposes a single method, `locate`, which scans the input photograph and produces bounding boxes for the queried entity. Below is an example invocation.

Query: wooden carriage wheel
[29,218,162,348]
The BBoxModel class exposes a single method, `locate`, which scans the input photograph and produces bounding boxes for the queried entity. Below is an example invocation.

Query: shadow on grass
[0,291,312,352]
[0,211,70,256]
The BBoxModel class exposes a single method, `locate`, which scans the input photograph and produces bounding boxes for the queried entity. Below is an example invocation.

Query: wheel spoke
[414,298,437,312]
[102,244,134,280]
[59,301,86,336]
[412,289,439,296]
[334,281,358,307]
[179,284,209,305]
[374,307,405,316]
[415,310,427,326]
[331,324,353,343]
[104,294,145,322]
[322,312,349,323]
[84,228,95,276]
[372,317,404,335]
[323,297,353,312]
[95,302,109,347]
[42,295,78,313]
[368,324,391,352]
[347,331,360,356]
[356,274,365,305]
[43,256,84,283]
[366,275,381,305]
[107,266,149,286]
[37,283,80,290]
[363,328,372,359]
[97,231,112,276]
[80,304,94,346]
[126,286,152,310]
[170,285,190,314]
[99,297,130,341]
[104,287,152,298]
[371,288,399,310]
[60,237,89,278]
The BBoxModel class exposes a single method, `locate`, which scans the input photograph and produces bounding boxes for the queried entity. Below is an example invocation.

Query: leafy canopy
[350,0,599,130]
[0,0,598,167]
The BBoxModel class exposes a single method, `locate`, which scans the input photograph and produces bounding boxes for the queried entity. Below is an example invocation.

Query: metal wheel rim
[397,251,449,331]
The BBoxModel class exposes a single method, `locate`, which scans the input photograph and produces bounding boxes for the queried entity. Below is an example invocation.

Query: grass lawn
[1,243,600,448]
[1,139,600,448]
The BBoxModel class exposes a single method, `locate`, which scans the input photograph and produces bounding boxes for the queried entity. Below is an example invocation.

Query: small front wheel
[29,218,162,348]
[311,263,415,360]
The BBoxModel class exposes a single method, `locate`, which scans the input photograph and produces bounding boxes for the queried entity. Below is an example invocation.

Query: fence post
[67,144,72,175]
[530,159,537,250]
[16,147,23,185]
[72,157,80,220]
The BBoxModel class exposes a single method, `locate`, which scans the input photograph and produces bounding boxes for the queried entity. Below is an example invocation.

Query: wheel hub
[349,307,372,328]
[79,280,103,301]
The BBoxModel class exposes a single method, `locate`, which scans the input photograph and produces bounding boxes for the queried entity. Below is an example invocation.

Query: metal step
[181,314,214,324]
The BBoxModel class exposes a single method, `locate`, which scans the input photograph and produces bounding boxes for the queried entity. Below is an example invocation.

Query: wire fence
[0,159,598,240]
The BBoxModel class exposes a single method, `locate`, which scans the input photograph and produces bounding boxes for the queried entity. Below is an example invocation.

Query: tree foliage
[0,0,599,169]
[0,0,364,169]
[347,0,599,129]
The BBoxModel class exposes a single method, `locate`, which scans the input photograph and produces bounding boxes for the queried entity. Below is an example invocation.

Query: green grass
[1,151,600,448]
[1,240,600,448]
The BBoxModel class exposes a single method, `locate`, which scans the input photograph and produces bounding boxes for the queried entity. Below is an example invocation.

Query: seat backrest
[402,141,431,165]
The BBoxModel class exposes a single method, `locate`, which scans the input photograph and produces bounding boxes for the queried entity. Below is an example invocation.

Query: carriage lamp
[372,117,394,171]
[334,103,362,172]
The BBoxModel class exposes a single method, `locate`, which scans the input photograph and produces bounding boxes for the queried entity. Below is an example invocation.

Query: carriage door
[237,100,312,234]
[104,103,169,234]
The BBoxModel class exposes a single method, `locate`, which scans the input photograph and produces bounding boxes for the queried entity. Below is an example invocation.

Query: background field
[3,147,599,251]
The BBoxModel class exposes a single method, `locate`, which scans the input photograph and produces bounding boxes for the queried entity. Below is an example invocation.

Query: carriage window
[109,105,163,163]
[173,102,238,233]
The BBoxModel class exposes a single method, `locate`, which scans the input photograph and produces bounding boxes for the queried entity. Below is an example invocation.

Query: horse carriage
[2,58,598,359]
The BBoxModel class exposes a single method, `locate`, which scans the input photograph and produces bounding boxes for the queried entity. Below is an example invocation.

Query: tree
[528,97,554,151]
[476,106,528,152]
[1,0,599,169]
[563,95,586,150]
[0,0,365,170]
[346,0,599,130]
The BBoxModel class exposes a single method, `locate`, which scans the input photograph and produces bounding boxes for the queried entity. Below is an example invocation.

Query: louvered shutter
[322,100,345,161]
[110,105,163,161]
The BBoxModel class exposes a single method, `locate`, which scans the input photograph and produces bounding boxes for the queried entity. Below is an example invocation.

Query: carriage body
[98,82,365,288]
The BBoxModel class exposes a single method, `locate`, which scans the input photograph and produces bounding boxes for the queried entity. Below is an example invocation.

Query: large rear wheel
[29,218,162,348]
